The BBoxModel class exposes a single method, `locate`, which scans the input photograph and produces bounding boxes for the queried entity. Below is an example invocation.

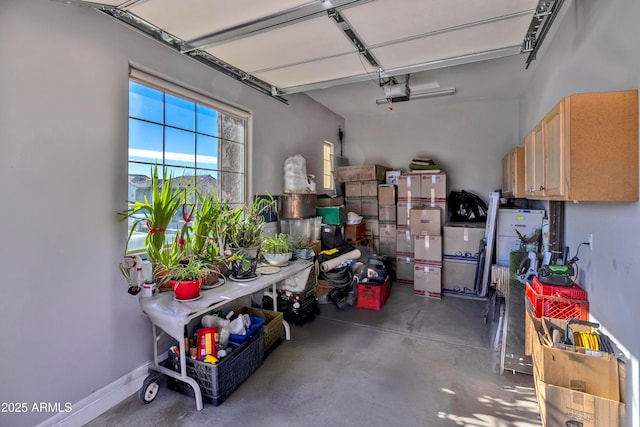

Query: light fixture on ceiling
[376,88,456,105]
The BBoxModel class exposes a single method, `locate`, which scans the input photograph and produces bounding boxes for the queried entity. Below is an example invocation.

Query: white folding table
[138,258,313,409]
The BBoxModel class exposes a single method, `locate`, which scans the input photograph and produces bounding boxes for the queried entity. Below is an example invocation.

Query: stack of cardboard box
[395,172,448,297]
[378,183,396,258]
[338,164,391,252]
[442,224,485,294]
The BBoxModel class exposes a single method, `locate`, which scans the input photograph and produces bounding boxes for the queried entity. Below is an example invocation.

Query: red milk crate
[532,276,588,300]
[525,282,589,320]
[357,276,391,311]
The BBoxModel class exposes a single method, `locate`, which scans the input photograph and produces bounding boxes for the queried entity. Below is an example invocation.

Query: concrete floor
[86,283,542,427]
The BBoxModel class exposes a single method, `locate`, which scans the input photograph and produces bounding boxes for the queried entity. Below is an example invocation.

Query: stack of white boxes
[442,223,485,294]
[412,209,442,298]
[377,184,396,257]
[395,172,448,294]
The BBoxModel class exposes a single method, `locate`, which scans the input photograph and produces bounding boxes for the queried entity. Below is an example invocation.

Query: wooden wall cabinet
[502,146,525,197]
[523,90,638,202]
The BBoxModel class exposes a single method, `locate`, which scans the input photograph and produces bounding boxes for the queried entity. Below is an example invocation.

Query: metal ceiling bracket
[183,0,375,52]
[56,1,289,103]
[327,7,381,69]
[522,0,566,69]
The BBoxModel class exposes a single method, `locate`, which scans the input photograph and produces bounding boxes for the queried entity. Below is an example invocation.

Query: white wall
[520,0,640,423]
[344,97,519,200]
[0,1,342,426]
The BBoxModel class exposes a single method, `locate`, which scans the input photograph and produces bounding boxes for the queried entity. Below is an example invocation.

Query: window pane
[165,94,195,131]
[129,81,163,123]
[197,105,218,137]
[219,140,244,173]
[195,171,218,198]
[165,127,195,168]
[220,113,245,143]
[129,119,163,164]
[196,134,218,170]
[220,171,244,204]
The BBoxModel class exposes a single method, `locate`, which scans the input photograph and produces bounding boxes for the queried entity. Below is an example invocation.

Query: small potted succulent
[261,233,294,266]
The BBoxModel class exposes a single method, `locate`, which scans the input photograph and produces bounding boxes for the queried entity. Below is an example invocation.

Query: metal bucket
[278,193,317,219]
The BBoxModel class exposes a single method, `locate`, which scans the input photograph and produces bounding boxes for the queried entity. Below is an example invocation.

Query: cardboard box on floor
[528,309,626,426]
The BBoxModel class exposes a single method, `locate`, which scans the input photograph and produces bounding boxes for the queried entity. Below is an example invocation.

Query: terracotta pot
[171,278,203,300]
[153,268,174,292]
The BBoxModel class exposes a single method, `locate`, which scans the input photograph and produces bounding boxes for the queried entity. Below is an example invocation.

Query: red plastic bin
[525,282,589,320]
[532,277,588,300]
[357,276,391,311]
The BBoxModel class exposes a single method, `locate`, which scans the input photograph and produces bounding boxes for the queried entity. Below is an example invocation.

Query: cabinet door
[502,152,513,196]
[524,132,535,196]
[543,101,567,197]
[532,123,545,197]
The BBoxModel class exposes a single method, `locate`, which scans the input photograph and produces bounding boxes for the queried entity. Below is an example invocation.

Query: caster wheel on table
[139,374,161,403]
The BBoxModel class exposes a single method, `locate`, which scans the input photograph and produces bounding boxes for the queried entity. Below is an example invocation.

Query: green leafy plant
[262,233,294,254]
[119,164,194,263]
[165,257,211,282]
[227,194,276,251]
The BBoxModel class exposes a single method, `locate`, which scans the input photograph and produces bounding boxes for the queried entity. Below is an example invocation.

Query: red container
[196,327,218,360]
[171,278,202,300]
[357,276,391,311]
[526,282,589,320]
[532,277,588,300]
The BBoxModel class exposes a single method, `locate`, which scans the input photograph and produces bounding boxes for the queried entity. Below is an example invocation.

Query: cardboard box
[365,218,379,238]
[424,201,447,227]
[409,207,441,236]
[443,224,485,261]
[414,235,442,266]
[386,170,401,186]
[397,201,423,228]
[534,370,624,427]
[396,228,414,257]
[442,259,477,292]
[361,181,379,197]
[529,314,621,401]
[345,182,362,197]
[420,172,447,202]
[413,264,442,299]
[344,223,366,243]
[316,196,344,207]
[346,198,361,215]
[529,312,625,426]
[378,204,396,222]
[378,184,396,205]
[361,197,379,217]
[398,175,421,200]
[379,238,397,257]
[395,256,414,284]
[336,164,391,182]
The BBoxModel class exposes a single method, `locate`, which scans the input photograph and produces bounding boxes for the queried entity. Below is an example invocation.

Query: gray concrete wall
[0,1,342,426]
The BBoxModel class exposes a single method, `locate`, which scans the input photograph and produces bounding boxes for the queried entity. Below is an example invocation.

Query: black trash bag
[448,190,488,222]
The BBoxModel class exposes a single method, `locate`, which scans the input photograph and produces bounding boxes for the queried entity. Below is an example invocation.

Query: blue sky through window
[128,81,221,177]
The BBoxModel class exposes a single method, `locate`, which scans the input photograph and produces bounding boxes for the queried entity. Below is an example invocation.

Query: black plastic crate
[167,327,263,406]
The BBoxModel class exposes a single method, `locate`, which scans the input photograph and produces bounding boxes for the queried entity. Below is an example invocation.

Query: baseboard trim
[37,361,151,427]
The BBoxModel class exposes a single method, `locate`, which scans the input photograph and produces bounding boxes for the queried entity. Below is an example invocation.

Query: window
[323,141,334,190]
[127,69,249,251]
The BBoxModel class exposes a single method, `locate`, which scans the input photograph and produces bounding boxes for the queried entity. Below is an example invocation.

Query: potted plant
[261,233,294,266]
[119,164,194,269]
[164,256,211,300]
[227,194,276,256]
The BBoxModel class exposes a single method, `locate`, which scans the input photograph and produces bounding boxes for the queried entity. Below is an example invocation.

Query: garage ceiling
[61,0,549,103]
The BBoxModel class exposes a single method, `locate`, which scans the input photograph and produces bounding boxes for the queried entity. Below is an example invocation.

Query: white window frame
[127,68,252,251]
[323,140,335,191]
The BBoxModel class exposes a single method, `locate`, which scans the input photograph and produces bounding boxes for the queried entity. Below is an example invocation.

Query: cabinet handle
[539,185,545,191]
